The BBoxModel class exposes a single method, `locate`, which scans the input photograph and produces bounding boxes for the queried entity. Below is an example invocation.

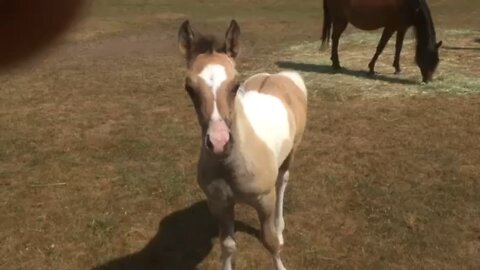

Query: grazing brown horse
[321,0,442,82]
[178,20,307,270]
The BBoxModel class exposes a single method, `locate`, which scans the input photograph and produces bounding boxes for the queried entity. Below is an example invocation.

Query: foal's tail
[320,0,331,51]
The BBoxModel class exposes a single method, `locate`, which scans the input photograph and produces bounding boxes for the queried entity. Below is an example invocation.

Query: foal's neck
[222,96,259,173]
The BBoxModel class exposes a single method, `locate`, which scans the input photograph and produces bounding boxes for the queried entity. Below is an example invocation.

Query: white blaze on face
[198,64,230,154]
[199,64,227,121]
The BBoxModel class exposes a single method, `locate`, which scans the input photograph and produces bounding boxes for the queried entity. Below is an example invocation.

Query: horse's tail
[320,0,331,50]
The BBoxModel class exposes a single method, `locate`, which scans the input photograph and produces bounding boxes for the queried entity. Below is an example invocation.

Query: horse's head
[178,20,241,155]
[417,40,442,83]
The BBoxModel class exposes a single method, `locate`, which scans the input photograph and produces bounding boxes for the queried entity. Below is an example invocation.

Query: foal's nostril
[205,135,214,150]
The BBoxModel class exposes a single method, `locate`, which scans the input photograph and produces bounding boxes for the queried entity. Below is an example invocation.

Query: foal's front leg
[255,190,286,270]
[209,202,236,270]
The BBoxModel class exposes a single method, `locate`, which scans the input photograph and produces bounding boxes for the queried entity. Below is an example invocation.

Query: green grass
[276,29,480,99]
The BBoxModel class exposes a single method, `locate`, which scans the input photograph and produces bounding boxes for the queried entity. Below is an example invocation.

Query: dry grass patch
[274,29,480,100]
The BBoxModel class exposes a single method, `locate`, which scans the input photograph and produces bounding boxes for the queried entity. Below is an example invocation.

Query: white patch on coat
[238,89,291,165]
[199,64,227,120]
[278,71,307,97]
[275,170,289,246]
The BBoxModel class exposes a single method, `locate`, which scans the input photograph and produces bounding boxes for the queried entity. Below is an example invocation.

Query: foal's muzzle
[205,120,230,155]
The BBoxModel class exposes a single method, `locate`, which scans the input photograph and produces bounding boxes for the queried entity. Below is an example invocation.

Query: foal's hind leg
[208,202,236,270]
[393,28,406,74]
[368,27,394,75]
[275,170,289,246]
[331,20,348,70]
[255,190,286,270]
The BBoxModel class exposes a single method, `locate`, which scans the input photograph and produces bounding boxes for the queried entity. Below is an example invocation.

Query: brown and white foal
[178,20,307,270]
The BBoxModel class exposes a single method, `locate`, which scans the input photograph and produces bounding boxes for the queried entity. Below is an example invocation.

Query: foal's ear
[225,20,240,58]
[436,41,443,49]
[178,20,195,56]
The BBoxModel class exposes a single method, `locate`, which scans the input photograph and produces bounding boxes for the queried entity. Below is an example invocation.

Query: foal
[178,20,307,270]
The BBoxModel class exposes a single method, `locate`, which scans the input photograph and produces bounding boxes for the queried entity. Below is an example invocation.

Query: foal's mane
[188,34,227,61]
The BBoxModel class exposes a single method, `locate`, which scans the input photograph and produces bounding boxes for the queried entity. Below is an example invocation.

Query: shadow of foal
[93,201,258,270]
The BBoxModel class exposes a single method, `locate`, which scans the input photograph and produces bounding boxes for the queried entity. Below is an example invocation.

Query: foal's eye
[185,77,196,93]
[185,83,195,94]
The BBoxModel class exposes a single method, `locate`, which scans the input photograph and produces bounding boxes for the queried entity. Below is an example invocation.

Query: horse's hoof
[332,64,342,71]
[367,70,376,76]
[394,70,401,75]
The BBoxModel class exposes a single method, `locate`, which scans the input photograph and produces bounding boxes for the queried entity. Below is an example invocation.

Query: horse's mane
[409,0,437,62]
[417,0,436,43]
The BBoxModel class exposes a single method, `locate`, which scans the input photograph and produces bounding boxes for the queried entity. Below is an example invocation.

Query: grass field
[1,0,479,269]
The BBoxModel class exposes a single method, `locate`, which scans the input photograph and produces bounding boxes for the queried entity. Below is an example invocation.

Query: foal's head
[178,20,240,155]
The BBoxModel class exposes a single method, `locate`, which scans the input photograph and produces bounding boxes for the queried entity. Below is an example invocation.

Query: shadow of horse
[440,39,480,51]
[444,46,480,51]
[93,201,258,270]
[276,61,418,85]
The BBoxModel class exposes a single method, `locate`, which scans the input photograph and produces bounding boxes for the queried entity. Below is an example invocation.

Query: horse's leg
[275,170,289,246]
[393,28,406,74]
[368,27,394,75]
[208,201,236,270]
[255,189,286,270]
[331,20,348,70]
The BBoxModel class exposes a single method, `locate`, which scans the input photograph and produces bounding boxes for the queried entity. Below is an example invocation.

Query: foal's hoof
[394,70,401,75]
[367,70,376,76]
